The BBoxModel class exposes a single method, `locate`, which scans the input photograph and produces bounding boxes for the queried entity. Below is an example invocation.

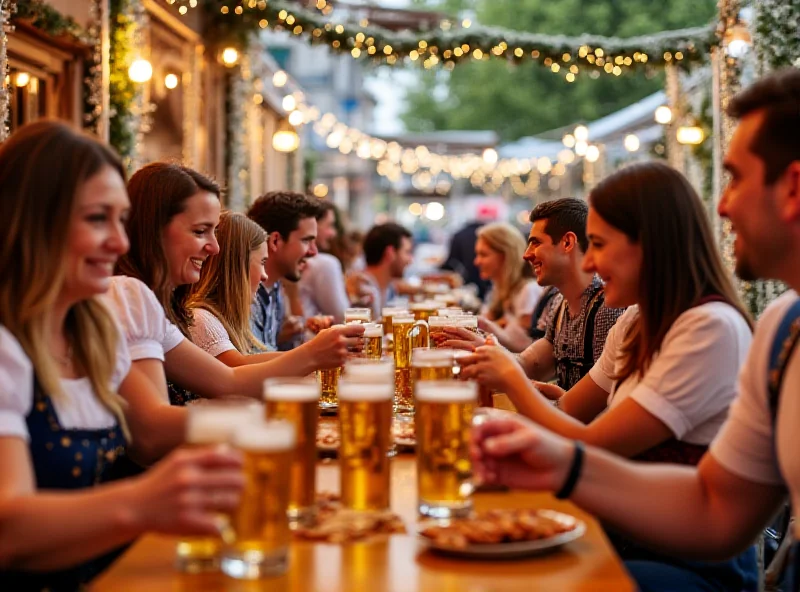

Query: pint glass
[338,379,393,511]
[415,381,477,519]
[392,313,429,413]
[263,378,320,523]
[176,401,262,573]
[381,307,407,336]
[411,348,458,383]
[221,421,296,579]
[318,366,341,410]
[362,323,384,360]
[344,307,372,324]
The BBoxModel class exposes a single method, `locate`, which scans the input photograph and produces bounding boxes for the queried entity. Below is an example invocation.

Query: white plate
[418,510,586,559]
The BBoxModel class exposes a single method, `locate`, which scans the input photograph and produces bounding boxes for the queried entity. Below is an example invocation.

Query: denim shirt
[251,281,283,351]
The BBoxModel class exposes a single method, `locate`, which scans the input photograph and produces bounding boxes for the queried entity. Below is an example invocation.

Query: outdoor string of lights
[170,0,716,80]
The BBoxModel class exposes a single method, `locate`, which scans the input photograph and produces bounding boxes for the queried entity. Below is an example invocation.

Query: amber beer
[344,307,372,324]
[362,323,384,360]
[344,357,395,384]
[411,300,439,323]
[176,402,262,573]
[411,348,459,383]
[381,307,407,336]
[456,315,479,334]
[317,366,341,410]
[428,316,456,348]
[338,379,393,511]
[416,381,477,519]
[221,421,295,579]
[263,378,320,522]
[392,313,428,413]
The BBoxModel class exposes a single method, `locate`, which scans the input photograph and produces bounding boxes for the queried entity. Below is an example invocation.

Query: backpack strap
[767,298,800,425]
[529,286,558,340]
[582,288,606,367]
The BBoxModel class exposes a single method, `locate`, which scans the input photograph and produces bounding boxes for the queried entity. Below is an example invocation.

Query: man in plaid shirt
[518,199,625,391]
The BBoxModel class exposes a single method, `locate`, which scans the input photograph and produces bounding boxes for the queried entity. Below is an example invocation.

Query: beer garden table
[91,455,634,592]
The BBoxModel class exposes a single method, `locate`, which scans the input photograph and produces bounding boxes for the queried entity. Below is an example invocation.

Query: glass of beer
[362,323,384,360]
[221,420,296,580]
[415,381,478,519]
[412,348,459,383]
[437,307,464,317]
[338,378,393,511]
[411,300,439,323]
[392,313,429,414]
[176,401,262,573]
[344,357,395,384]
[381,307,408,336]
[263,378,320,524]
[456,315,479,334]
[317,366,341,411]
[345,307,372,324]
[428,316,457,348]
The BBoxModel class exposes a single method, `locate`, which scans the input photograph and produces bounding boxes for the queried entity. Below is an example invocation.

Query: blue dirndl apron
[0,378,127,592]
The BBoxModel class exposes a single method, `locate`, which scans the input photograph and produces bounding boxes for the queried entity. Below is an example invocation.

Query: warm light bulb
[409,202,423,216]
[624,134,640,152]
[221,47,239,67]
[128,59,153,83]
[573,125,589,142]
[164,73,179,89]
[273,70,288,87]
[14,72,30,87]
[655,105,673,125]
[574,141,588,156]
[288,110,304,126]
[676,126,705,145]
[482,148,498,165]
[272,129,300,152]
[282,95,297,112]
[313,184,329,198]
[562,133,575,148]
[424,201,445,221]
[585,145,600,162]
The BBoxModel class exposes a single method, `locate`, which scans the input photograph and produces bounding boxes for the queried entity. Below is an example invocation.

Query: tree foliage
[402,0,717,140]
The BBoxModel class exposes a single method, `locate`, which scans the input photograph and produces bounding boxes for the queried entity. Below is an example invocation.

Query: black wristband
[555,440,585,500]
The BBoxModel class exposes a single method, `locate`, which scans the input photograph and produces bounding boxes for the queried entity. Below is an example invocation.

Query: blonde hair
[476,222,528,321]
[188,211,267,353]
[0,121,129,439]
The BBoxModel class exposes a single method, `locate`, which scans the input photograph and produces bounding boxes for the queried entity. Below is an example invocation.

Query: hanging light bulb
[654,106,673,125]
[14,71,30,87]
[273,122,300,152]
[220,47,239,67]
[273,70,288,87]
[164,73,179,90]
[624,134,640,152]
[573,125,589,142]
[676,126,705,145]
[128,59,153,83]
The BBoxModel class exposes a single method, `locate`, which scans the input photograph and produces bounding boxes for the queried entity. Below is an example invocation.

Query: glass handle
[410,320,429,349]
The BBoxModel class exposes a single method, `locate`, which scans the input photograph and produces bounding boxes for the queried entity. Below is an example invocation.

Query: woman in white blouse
[109,163,362,406]
[0,122,243,588]
[187,211,271,363]
[461,162,757,590]
[474,222,542,352]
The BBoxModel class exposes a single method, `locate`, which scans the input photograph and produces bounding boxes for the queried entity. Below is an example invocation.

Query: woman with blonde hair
[474,221,542,350]
[0,121,243,588]
[188,211,271,364]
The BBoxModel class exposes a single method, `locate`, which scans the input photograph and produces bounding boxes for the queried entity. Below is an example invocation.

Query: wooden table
[91,456,634,592]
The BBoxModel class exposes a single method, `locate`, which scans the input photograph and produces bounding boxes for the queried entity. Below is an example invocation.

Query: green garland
[196,0,715,75]
[108,0,137,163]
[13,0,84,40]
[754,0,800,72]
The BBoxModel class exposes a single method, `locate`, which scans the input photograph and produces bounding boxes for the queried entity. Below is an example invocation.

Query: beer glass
[221,420,296,579]
[338,379,393,511]
[381,307,408,336]
[344,307,372,324]
[411,300,439,323]
[263,378,320,523]
[428,316,457,348]
[392,313,429,414]
[456,315,479,334]
[362,323,384,360]
[437,307,464,317]
[411,348,459,383]
[176,401,262,573]
[317,366,341,411]
[344,357,395,384]
[415,381,477,519]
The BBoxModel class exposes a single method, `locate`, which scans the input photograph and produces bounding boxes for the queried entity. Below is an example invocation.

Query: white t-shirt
[482,280,543,324]
[189,308,237,358]
[104,276,185,361]
[0,322,131,441]
[710,292,800,526]
[589,302,752,445]
[298,253,350,324]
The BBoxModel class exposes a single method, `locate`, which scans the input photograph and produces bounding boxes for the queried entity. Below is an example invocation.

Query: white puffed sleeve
[189,308,237,358]
[0,326,34,440]
[104,276,186,361]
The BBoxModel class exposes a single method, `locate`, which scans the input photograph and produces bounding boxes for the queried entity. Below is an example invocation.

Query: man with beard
[470,68,800,591]
[361,222,414,319]
[247,191,326,351]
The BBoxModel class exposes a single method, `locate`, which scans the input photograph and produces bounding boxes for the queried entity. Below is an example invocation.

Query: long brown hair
[476,222,528,321]
[188,211,267,353]
[0,121,129,438]
[116,162,220,337]
[590,162,751,381]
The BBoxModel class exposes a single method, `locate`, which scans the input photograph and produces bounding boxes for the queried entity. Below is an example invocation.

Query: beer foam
[345,361,394,381]
[415,381,478,402]
[392,314,415,324]
[412,348,456,366]
[456,317,478,328]
[438,308,465,317]
[186,404,264,444]
[232,420,296,451]
[382,307,408,317]
[263,379,320,402]
[362,323,384,338]
[337,379,394,401]
[410,300,438,311]
[428,316,456,327]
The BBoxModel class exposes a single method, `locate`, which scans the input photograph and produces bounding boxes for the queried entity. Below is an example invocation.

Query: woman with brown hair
[187,211,271,363]
[461,161,756,588]
[0,122,243,589]
[110,162,361,406]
